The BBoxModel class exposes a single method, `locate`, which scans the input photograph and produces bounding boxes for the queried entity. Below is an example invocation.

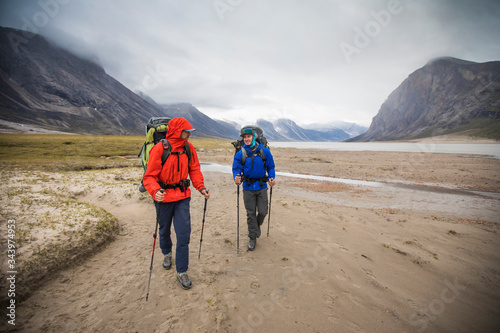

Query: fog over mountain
[302,121,368,137]
[1,26,497,142]
[0,26,353,140]
[1,1,499,127]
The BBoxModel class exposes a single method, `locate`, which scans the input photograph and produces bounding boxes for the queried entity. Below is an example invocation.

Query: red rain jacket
[143,118,206,203]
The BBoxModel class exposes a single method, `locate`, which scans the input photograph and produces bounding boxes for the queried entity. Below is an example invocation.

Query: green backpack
[138,117,171,172]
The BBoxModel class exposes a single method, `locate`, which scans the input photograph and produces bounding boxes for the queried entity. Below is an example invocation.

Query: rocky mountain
[161,103,239,139]
[272,118,351,141]
[226,119,351,142]
[0,26,165,135]
[255,119,289,141]
[0,26,359,141]
[351,57,500,141]
[302,121,367,138]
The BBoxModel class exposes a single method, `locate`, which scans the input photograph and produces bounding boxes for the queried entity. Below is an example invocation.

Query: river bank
[1,146,499,332]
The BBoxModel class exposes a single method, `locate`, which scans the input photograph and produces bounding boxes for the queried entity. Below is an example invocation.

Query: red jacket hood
[167,118,195,150]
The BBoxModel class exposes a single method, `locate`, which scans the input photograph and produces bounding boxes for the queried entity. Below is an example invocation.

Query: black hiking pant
[243,188,268,239]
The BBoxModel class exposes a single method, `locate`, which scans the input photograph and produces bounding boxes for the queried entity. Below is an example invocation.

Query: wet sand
[1,146,499,332]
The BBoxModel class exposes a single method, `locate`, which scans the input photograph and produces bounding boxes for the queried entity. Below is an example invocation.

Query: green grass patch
[0,134,231,171]
[446,118,500,140]
[410,117,500,141]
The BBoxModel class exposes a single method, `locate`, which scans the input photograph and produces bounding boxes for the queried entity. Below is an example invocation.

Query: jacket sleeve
[142,142,163,198]
[187,142,206,192]
[232,151,243,178]
[264,148,276,179]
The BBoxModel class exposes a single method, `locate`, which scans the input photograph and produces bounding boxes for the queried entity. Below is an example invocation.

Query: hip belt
[157,179,191,192]
[242,175,268,187]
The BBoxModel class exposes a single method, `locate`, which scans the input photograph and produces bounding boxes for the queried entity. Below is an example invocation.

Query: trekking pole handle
[154,189,165,202]
[201,188,209,200]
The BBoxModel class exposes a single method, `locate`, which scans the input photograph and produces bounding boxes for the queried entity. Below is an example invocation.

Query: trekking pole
[146,189,164,301]
[236,180,240,254]
[267,186,273,237]
[198,193,209,259]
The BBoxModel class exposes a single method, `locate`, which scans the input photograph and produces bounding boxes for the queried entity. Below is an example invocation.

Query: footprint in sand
[347,293,365,308]
[250,281,260,290]
[345,320,367,333]
[335,273,361,288]
[322,293,338,318]
[336,274,348,281]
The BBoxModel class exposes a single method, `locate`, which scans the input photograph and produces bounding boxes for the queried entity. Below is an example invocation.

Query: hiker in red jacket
[143,117,210,289]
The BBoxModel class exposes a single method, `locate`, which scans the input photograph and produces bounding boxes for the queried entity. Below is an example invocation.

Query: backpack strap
[160,139,172,166]
[259,149,266,163]
[241,149,248,165]
[241,147,266,165]
[185,142,191,165]
[160,139,191,167]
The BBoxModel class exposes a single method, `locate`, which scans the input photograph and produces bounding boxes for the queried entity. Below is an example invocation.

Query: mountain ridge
[350,57,500,141]
[0,26,355,141]
[3,27,495,142]
[0,26,161,135]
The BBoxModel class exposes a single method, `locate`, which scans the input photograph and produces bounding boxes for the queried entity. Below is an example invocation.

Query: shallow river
[270,141,500,159]
[200,162,499,221]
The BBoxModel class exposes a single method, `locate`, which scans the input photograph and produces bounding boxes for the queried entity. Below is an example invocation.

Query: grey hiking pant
[243,188,268,239]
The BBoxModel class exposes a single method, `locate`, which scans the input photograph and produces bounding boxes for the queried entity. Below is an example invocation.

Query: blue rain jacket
[232,143,275,191]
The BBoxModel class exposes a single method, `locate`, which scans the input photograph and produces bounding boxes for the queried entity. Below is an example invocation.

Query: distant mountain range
[350,57,500,141]
[1,26,498,141]
[0,26,357,141]
[268,119,351,141]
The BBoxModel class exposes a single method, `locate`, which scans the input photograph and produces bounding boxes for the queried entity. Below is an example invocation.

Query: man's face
[181,130,191,140]
[242,134,253,145]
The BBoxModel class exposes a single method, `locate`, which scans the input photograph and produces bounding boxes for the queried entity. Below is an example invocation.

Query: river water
[200,161,499,221]
[201,141,500,190]
[270,142,500,159]
[201,140,500,200]
[200,162,497,198]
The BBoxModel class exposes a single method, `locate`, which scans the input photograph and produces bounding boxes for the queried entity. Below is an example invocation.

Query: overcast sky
[1,0,500,127]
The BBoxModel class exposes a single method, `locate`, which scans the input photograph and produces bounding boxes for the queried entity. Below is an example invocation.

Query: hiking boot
[248,238,256,251]
[139,183,147,193]
[177,272,192,290]
[163,253,172,270]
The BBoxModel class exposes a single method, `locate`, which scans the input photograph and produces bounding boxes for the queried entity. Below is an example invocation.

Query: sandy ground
[1,146,500,333]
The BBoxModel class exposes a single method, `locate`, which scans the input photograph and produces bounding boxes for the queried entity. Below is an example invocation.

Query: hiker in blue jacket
[232,128,276,251]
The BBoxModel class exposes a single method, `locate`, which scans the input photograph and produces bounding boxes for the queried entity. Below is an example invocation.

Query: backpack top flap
[146,117,171,133]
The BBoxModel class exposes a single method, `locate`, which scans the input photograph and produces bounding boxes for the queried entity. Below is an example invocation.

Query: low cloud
[1,0,499,127]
